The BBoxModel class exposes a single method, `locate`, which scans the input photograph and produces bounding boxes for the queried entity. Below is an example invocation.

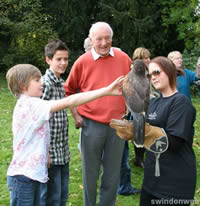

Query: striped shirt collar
[91,47,114,60]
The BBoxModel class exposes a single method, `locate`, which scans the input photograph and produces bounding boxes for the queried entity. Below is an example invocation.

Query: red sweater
[64,48,132,124]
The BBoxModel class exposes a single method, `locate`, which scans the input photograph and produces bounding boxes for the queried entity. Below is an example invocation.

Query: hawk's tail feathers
[132,112,145,147]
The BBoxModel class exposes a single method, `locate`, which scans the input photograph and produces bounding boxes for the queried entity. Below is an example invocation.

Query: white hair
[89,22,113,39]
[167,51,182,61]
[83,37,92,52]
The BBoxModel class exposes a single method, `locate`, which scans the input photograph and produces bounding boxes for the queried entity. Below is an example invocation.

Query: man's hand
[71,107,83,129]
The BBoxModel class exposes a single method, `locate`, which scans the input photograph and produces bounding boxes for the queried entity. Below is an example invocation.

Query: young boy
[6,64,124,206]
[41,39,70,205]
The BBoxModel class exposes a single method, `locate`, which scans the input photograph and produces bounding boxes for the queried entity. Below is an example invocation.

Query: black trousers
[134,145,145,163]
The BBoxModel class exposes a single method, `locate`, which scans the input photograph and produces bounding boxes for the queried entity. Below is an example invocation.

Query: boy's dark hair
[44,39,69,59]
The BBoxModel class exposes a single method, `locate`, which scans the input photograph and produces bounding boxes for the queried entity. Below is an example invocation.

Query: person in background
[83,37,93,52]
[133,47,160,99]
[132,47,151,67]
[6,64,124,206]
[64,22,132,206]
[41,39,70,206]
[168,51,199,100]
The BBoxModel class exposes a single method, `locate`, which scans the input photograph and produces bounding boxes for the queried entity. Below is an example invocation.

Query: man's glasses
[147,69,161,80]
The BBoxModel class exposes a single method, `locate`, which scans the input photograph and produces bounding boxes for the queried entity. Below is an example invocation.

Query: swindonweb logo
[151,198,199,205]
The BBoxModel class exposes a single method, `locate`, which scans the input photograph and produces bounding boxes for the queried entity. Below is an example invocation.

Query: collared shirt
[91,47,114,60]
[41,69,70,165]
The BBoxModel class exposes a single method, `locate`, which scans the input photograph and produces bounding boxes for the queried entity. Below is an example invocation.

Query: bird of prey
[122,59,150,147]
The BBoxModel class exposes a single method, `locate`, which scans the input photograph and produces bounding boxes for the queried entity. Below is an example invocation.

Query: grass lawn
[0,72,200,205]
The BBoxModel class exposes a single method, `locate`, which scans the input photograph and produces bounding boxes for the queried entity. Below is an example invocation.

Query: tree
[42,0,185,61]
[93,0,185,56]
[2,0,199,73]
[0,0,58,72]
[161,0,200,50]
[41,0,99,72]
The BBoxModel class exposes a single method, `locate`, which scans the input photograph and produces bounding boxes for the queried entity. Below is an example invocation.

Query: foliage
[94,0,184,57]
[41,0,94,69]
[0,0,58,72]
[182,47,200,70]
[0,0,200,74]
[161,0,200,50]
[42,0,185,60]
[0,73,16,205]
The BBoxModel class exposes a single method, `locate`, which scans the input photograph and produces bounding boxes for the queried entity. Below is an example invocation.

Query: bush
[0,0,58,72]
[182,47,200,71]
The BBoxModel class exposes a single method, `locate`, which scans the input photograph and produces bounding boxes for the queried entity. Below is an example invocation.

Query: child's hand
[107,76,124,96]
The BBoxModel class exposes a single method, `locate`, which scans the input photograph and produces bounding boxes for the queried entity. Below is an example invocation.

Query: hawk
[122,59,150,147]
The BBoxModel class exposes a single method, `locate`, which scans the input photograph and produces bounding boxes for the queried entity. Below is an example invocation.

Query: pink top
[7,95,54,183]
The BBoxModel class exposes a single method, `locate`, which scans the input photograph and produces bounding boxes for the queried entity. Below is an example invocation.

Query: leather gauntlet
[110,119,168,153]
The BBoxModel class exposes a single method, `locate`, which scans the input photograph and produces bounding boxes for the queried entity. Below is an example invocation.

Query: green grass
[0,72,200,205]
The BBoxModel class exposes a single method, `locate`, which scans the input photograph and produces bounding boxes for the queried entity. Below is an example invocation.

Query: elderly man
[64,22,132,206]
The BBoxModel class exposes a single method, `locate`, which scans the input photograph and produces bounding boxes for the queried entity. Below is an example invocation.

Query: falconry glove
[110,119,168,176]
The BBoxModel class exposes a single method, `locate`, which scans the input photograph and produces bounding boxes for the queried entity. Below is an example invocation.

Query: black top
[143,92,196,199]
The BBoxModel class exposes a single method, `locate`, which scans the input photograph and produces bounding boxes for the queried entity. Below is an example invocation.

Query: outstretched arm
[50,76,124,113]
